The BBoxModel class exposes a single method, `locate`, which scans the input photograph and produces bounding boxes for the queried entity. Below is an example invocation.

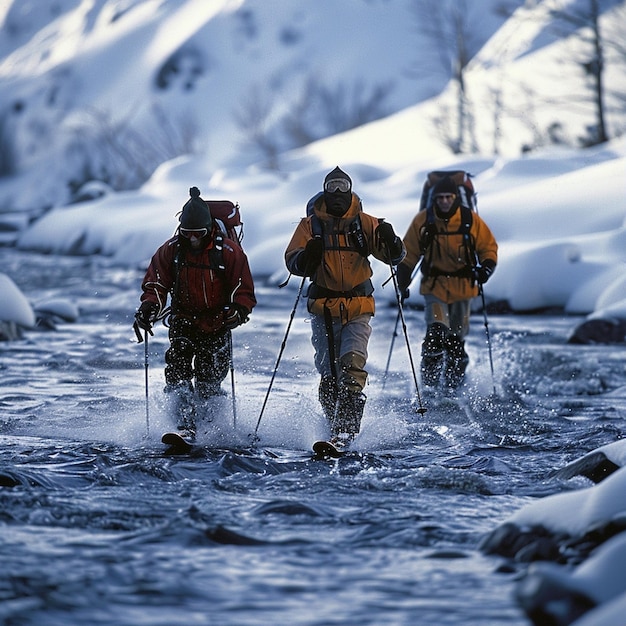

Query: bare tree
[546,0,615,145]
[0,104,19,177]
[282,77,392,148]
[520,0,626,146]
[235,77,393,168]
[234,86,281,170]
[410,0,486,153]
[66,106,199,191]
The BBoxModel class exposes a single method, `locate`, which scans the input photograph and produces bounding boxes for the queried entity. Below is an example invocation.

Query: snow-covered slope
[0,0,625,319]
[0,0,517,212]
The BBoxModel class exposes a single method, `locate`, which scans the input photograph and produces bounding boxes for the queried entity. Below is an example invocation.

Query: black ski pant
[165,316,230,392]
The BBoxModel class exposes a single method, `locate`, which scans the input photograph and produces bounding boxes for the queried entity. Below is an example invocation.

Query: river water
[1,249,625,626]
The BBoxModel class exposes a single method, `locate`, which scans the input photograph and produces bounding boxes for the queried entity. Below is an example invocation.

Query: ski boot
[330,385,366,449]
[196,380,227,399]
[318,375,338,422]
[421,322,447,387]
[195,379,228,424]
[164,381,196,440]
[444,333,469,389]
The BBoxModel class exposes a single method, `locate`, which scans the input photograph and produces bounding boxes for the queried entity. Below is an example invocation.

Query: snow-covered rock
[0,273,35,339]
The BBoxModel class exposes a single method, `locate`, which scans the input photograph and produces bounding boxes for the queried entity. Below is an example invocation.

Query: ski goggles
[324,178,351,193]
[180,227,208,239]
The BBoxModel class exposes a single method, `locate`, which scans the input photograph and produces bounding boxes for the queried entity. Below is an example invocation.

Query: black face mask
[324,190,352,217]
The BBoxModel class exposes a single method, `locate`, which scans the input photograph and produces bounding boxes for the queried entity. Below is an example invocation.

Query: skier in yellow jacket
[285,167,405,447]
[397,175,498,389]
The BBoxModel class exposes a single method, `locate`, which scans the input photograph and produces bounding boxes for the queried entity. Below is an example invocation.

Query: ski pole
[228,331,237,428]
[382,310,400,390]
[478,283,497,396]
[387,262,426,415]
[252,274,307,443]
[471,246,497,396]
[382,258,422,389]
[144,329,150,436]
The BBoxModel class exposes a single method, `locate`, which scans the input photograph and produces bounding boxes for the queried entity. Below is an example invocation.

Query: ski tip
[312,440,345,459]
[161,432,193,454]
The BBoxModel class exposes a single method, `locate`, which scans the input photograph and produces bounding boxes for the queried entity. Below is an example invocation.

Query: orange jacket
[285,193,401,320]
[400,206,498,303]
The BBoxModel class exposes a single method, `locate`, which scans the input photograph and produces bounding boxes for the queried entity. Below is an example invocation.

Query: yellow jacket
[285,193,400,320]
[401,205,498,303]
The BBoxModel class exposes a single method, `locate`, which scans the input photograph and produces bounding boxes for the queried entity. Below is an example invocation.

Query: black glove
[476,259,496,284]
[134,301,158,335]
[298,238,323,276]
[419,224,437,250]
[376,221,403,261]
[396,263,412,304]
[224,305,248,330]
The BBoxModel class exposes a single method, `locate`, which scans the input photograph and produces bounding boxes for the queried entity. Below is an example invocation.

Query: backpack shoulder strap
[460,205,473,234]
[209,231,226,271]
[460,205,476,267]
[309,211,367,255]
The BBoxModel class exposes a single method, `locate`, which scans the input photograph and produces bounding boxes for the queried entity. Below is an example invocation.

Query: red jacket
[141,229,256,332]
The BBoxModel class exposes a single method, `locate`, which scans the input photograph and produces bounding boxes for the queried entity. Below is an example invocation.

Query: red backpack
[206,200,244,247]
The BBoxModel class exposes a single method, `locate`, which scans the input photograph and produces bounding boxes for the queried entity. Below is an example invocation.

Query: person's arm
[222,243,257,328]
[285,218,321,277]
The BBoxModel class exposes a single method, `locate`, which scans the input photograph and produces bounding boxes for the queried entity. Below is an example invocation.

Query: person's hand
[376,221,396,246]
[419,224,437,250]
[376,221,403,260]
[224,305,248,330]
[396,263,412,304]
[300,238,323,276]
[134,301,158,335]
[476,260,496,284]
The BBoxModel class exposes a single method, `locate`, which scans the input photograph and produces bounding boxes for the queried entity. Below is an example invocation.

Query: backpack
[419,170,477,213]
[205,200,244,247]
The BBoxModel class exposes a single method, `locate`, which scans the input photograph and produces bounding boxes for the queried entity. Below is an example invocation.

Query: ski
[161,431,194,454]
[312,440,345,459]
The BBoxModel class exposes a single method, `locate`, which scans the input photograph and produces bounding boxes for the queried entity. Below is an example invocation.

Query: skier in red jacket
[134,187,256,436]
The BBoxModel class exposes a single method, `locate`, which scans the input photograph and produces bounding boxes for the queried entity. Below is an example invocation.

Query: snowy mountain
[0,0,625,320]
[0,0,513,212]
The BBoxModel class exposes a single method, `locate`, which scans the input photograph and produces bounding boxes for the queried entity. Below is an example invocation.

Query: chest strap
[308,279,374,299]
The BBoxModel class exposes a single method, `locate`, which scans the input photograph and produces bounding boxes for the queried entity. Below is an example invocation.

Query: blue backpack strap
[307,191,324,217]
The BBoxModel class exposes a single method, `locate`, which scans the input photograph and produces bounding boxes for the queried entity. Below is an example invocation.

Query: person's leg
[165,317,195,389]
[331,314,372,444]
[311,314,338,422]
[194,330,230,399]
[444,301,471,388]
[164,316,196,433]
[449,299,471,340]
